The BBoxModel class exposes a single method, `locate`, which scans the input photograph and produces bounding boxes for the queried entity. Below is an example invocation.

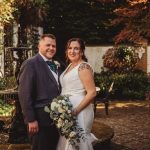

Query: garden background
[0,0,150,150]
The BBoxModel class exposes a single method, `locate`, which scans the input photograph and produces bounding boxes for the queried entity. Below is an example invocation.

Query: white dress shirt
[39,52,59,85]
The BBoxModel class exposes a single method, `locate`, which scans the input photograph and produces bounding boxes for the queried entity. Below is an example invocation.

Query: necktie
[46,61,57,74]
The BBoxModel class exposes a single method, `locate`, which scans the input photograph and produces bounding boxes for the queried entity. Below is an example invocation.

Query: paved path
[0,100,150,150]
[95,100,150,150]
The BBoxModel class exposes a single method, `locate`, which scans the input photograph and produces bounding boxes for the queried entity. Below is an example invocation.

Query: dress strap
[63,63,72,74]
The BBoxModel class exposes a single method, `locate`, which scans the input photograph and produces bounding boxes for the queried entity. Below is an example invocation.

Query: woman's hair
[65,38,88,62]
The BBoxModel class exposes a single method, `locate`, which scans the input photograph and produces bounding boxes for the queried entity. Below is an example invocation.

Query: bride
[57,38,97,150]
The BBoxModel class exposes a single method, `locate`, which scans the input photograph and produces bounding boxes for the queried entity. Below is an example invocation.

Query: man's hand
[28,121,39,134]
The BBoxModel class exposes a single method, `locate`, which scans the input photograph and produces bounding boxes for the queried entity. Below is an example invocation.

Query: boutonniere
[54,60,61,69]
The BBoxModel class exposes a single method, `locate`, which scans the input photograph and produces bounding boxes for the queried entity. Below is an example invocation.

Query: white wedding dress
[56,62,97,150]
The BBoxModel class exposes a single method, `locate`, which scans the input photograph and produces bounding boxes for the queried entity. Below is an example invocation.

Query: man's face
[38,37,56,60]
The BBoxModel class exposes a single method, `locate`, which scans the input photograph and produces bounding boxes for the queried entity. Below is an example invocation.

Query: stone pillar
[0,24,4,77]
[12,22,19,47]
[147,46,150,73]
[38,26,43,36]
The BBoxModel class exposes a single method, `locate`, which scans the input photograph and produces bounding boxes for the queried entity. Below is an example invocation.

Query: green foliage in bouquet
[44,95,85,150]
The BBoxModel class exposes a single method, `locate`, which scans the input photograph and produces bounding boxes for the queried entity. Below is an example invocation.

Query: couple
[18,34,97,150]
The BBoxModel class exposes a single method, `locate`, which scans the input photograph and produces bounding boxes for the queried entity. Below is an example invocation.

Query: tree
[0,0,15,25]
[3,0,49,48]
[112,0,150,45]
[45,0,118,60]
[14,0,48,27]
[0,0,16,53]
[47,0,118,43]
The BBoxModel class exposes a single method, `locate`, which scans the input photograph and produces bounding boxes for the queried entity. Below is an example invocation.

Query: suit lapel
[57,67,63,90]
[36,54,59,90]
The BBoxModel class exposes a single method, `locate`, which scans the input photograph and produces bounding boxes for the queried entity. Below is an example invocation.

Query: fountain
[0,46,32,143]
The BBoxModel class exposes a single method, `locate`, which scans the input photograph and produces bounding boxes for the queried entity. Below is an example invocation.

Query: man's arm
[18,61,39,134]
[18,61,36,122]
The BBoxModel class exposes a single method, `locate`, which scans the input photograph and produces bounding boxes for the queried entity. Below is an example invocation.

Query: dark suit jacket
[18,54,61,126]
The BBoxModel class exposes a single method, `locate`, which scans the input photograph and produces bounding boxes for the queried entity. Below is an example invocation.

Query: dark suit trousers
[29,108,59,150]
[30,124,59,150]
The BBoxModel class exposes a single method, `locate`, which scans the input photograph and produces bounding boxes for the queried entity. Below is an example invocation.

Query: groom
[18,34,61,150]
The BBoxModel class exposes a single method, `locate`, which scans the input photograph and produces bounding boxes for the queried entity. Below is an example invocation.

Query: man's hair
[39,34,56,41]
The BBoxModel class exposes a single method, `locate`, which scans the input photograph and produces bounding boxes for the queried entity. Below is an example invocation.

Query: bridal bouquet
[44,95,84,149]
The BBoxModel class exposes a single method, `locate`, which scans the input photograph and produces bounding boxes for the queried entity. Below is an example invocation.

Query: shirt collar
[39,52,52,62]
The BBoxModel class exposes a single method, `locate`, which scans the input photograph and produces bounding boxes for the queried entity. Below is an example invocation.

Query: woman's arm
[74,63,96,115]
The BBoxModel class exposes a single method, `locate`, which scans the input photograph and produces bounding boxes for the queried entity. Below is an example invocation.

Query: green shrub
[94,70,150,100]
[103,45,139,72]
[0,99,15,117]
[0,77,16,90]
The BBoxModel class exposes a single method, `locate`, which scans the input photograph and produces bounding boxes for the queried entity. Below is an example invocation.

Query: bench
[94,82,114,115]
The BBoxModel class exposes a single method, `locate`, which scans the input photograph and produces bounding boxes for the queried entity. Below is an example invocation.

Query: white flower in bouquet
[68,110,71,113]
[58,106,65,113]
[69,131,76,138]
[51,102,58,110]
[65,120,68,123]
[44,95,85,150]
